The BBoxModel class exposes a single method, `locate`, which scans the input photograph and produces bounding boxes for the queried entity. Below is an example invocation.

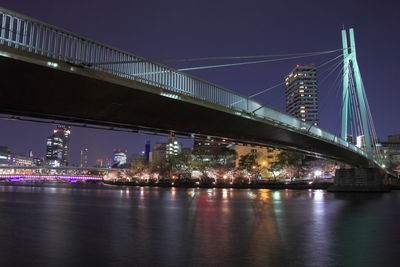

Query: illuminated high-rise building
[46,125,71,167]
[284,64,319,126]
[144,140,151,164]
[112,149,128,166]
[166,136,181,158]
[150,136,182,164]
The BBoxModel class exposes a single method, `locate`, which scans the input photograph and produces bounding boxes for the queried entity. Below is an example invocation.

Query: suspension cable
[178,50,341,72]
[87,49,344,66]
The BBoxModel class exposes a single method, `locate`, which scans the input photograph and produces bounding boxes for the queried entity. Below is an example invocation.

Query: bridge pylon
[328,28,394,192]
[341,28,373,157]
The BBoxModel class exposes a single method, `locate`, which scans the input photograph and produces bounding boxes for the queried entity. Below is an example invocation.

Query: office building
[166,136,181,158]
[284,64,319,126]
[150,136,182,165]
[95,159,104,168]
[113,149,128,166]
[80,148,89,167]
[233,145,280,170]
[0,146,42,166]
[377,134,400,173]
[144,141,151,164]
[192,139,236,167]
[46,125,71,167]
[151,143,167,164]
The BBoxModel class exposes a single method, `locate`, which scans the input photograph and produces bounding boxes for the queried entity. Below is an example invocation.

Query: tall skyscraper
[284,64,319,126]
[46,125,71,167]
[80,148,89,167]
[144,140,151,164]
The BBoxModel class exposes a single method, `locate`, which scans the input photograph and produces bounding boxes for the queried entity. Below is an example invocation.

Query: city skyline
[0,0,399,165]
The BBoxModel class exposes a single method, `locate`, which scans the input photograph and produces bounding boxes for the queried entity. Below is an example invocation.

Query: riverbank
[2,180,399,190]
[105,180,400,190]
[104,180,333,190]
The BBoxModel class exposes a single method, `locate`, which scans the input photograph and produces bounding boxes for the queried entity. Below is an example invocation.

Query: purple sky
[0,0,399,166]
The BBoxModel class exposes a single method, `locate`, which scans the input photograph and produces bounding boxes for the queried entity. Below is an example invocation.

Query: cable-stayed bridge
[0,7,386,173]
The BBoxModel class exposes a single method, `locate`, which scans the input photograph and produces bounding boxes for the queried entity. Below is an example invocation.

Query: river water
[0,183,399,267]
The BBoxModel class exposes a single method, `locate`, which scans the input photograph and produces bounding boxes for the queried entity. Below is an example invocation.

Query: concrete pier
[328,168,390,192]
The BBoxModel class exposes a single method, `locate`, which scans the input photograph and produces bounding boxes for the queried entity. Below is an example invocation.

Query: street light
[314,170,322,177]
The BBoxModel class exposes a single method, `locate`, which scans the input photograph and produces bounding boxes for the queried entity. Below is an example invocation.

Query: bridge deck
[0,45,370,166]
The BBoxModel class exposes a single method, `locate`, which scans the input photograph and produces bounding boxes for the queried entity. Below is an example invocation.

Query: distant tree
[169,151,192,174]
[271,150,304,179]
[192,144,236,176]
[238,153,259,171]
[150,158,169,176]
[238,152,264,180]
[303,158,338,177]
[130,156,145,176]
[149,151,193,177]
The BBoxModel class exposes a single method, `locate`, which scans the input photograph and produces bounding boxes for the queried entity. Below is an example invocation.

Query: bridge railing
[0,7,368,159]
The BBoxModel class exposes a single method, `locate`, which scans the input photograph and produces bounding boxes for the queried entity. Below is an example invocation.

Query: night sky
[0,0,399,166]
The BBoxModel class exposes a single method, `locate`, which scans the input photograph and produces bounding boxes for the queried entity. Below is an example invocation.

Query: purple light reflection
[0,174,103,180]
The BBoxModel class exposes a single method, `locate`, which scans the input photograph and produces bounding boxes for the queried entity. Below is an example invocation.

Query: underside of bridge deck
[0,46,370,167]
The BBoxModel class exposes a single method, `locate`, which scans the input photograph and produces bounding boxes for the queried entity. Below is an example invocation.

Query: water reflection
[0,184,397,267]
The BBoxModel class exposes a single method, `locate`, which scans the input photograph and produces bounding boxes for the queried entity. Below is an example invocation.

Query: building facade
[112,149,128,167]
[0,146,42,167]
[150,136,182,164]
[233,145,280,170]
[46,125,71,167]
[150,143,167,165]
[95,159,104,168]
[285,64,319,126]
[166,136,182,158]
[144,141,151,164]
[378,134,400,173]
[80,148,89,167]
[192,140,236,167]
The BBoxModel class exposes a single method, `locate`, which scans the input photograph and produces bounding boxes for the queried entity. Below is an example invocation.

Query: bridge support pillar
[328,168,390,192]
